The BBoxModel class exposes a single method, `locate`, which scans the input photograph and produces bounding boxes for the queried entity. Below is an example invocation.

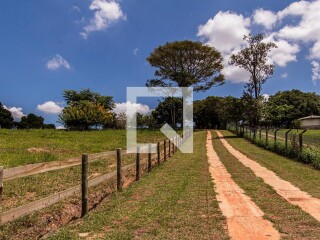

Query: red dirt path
[206,131,280,240]
[216,130,320,222]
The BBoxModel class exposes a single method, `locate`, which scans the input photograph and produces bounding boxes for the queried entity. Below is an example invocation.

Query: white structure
[298,115,320,129]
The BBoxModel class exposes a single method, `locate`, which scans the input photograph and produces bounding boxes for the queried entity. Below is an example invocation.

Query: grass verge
[211,131,320,239]
[49,131,229,240]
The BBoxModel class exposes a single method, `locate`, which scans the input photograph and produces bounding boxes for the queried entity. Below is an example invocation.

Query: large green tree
[0,103,14,128]
[229,34,277,126]
[59,89,113,130]
[147,40,224,91]
[230,34,277,99]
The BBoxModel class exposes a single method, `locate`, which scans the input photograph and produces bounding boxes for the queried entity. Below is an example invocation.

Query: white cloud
[197,11,250,54]
[310,41,320,59]
[262,94,270,101]
[253,9,278,30]
[277,1,310,19]
[281,73,288,78]
[264,35,300,67]
[133,48,139,56]
[37,101,64,114]
[197,11,251,83]
[81,0,126,39]
[46,55,71,70]
[3,105,25,120]
[112,101,152,116]
[221,60,251,83]
[277,1,320,43]
[311,61,320,85]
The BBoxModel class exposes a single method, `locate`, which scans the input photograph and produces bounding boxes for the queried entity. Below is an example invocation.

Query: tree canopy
[0,103,14,128]
[230,34,277,99]
[59,89,113,130]
[264,90,320,127]
[146,40,225,92]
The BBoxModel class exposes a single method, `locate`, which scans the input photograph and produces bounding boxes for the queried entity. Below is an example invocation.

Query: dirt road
[206,131,280,240]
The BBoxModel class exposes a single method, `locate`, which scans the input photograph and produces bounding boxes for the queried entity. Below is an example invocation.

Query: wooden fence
[0,131,191,226]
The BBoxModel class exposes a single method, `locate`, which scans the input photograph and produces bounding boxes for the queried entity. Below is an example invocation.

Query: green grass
[0,130,171,221]
[220,130,320,198]
[0,129,169,168]
[49,131,229,240]
[211,131,320,239]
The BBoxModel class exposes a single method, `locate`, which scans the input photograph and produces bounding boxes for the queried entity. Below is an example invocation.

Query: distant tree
[152,98,183,127]
[43,124,56,129]
[63,89,114,110]
[147,40,224,91]
[230,34,277,99]
[264,90,320,127]
[0,102,14,128]
[19,114,44,129]
[59,89,113,130]
[142,114,157,130]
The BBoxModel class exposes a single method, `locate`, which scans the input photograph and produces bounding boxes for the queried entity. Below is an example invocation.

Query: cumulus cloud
[311,61,320,85]
[46,55,71,70]
[81,0,126,39]
[197,11,250,54]
[197,1,320,83]
[113,101,152,116]
[197,11,251,82]
[221,62,251,83]
[253,9,278,30]
[37,101,64,114]
[264,34,300,67]
[3,105,25,120]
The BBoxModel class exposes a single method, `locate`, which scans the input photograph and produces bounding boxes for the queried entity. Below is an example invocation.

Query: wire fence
[226,123,320,170]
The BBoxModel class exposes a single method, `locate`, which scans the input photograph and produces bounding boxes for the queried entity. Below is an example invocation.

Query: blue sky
[0,0,319,126]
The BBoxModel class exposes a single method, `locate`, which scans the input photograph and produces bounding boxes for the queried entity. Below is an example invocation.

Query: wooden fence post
[116,148,122,191]
[148,144,152,172]
[136,146,140,181]
[168,139,171,158]
[266,128,269,145]
[81,154,88,217]
[157,142,160,165]
[164,140,167,161]
[0,166,3,204]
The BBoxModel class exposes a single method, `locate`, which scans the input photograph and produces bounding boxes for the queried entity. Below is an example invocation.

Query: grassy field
[0,129,174,239]
[49,131,229,240]
[211,131,320,239]
[0,129,169,168]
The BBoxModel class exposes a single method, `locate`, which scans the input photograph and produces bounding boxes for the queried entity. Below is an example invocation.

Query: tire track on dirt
[206,131,279,240]
[216,130,320,222]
